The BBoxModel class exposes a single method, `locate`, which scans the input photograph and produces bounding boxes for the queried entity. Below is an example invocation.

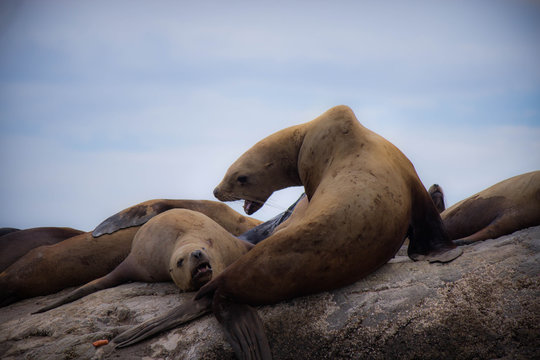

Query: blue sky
[1,0,539,230]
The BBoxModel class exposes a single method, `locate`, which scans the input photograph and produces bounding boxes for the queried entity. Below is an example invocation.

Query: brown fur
[0,227,84,272]
[441,171,540,244]
[0,199,260,307]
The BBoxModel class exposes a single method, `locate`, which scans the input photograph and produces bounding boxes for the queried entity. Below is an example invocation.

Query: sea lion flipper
[32,260,134,314]
[92,200,174,237]
[113,297,212,348]
[407,197,463,263]
[213,296,272,360]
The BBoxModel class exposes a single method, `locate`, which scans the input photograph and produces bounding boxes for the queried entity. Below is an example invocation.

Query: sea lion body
[34,209,252,313]
[209,105,460,305]
[0,227,84,272]
[1,199,260,307]
[441,171,540,244]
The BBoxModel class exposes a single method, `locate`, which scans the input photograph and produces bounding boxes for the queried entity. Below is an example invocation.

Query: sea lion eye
[177,258,184,267]
[237,175,248,184]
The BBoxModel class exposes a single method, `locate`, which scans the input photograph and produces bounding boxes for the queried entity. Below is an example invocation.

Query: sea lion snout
[191,250,203,259]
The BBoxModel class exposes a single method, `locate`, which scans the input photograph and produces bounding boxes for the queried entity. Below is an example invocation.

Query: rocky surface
[1,226,539,360]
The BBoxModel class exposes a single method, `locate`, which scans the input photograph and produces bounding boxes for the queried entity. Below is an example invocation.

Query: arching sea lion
[0,199,260,307]
[113,105,462,357]
[0,227,84,272]
[34,209,253,313]
[438,171,540,245]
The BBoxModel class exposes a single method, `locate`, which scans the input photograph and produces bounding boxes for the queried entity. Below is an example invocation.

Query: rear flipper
[453,216,505,246]
[114,296,212,348]
[408,189,463,263]
[213,291,272,360]
[32,260,134,314]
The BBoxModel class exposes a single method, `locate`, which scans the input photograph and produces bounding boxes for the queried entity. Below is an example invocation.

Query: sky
[1,0,539,231]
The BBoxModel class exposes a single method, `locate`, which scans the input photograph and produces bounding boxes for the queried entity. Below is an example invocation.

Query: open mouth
[243,199,263,215]
[192,262,212,278]
[191,261,213,288]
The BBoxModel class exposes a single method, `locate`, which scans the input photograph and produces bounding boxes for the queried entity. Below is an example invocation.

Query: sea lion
[438,171,540,245]
[34,209,253,313]
[428,184,445,213]
[0,199,260,307]
[0,228,20,237]
[0,227,84,272]
[113,105,462,357]
[238,193,306,244]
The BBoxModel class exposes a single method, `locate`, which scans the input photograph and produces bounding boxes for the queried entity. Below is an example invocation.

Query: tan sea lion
[113,105,462,357]
[0,199,260,307]
[34,209,253,313]
[0,227,84,272]
[439,171,540,245]
[428,184,445,213]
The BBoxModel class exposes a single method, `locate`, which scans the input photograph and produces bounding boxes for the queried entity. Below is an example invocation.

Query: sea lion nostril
[191,250,202,259]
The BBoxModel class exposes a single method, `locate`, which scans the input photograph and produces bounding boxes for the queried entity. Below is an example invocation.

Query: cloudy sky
[1,0,539,231]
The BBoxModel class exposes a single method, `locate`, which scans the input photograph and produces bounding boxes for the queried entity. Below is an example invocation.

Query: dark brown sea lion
[0,228,20,237]
[113,105,462,358]
[0,199,260,307]
[439,171,540,245]
[34,209,253,313]
[0,227,84,272]
[428,184,445,213]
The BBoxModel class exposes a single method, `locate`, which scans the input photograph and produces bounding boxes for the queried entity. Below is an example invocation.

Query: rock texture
[1,226,539,360]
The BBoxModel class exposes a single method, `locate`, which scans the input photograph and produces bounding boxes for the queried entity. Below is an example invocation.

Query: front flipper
[113,296,212,348]
[213,292,272,360]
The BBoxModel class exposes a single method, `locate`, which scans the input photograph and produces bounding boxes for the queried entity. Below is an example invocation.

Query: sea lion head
[214,128,303,215]
[428,184,446,213]
[169,242,215,291]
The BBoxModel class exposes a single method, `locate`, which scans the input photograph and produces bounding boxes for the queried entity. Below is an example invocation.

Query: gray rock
[1,226,539,359]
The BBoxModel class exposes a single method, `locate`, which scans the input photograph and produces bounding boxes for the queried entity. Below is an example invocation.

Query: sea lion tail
[213,292,272,360]
[32,261,132,314]
[113,296,212,348]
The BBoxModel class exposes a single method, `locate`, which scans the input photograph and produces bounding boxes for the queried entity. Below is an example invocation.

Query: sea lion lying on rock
[0,199,260,307]
[113,105,462,359]
[0,227,84,272]
[33,209,254,313]
[436,171,540,245]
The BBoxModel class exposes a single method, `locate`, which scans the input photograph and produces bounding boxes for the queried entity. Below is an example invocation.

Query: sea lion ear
[264,162,274,168]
